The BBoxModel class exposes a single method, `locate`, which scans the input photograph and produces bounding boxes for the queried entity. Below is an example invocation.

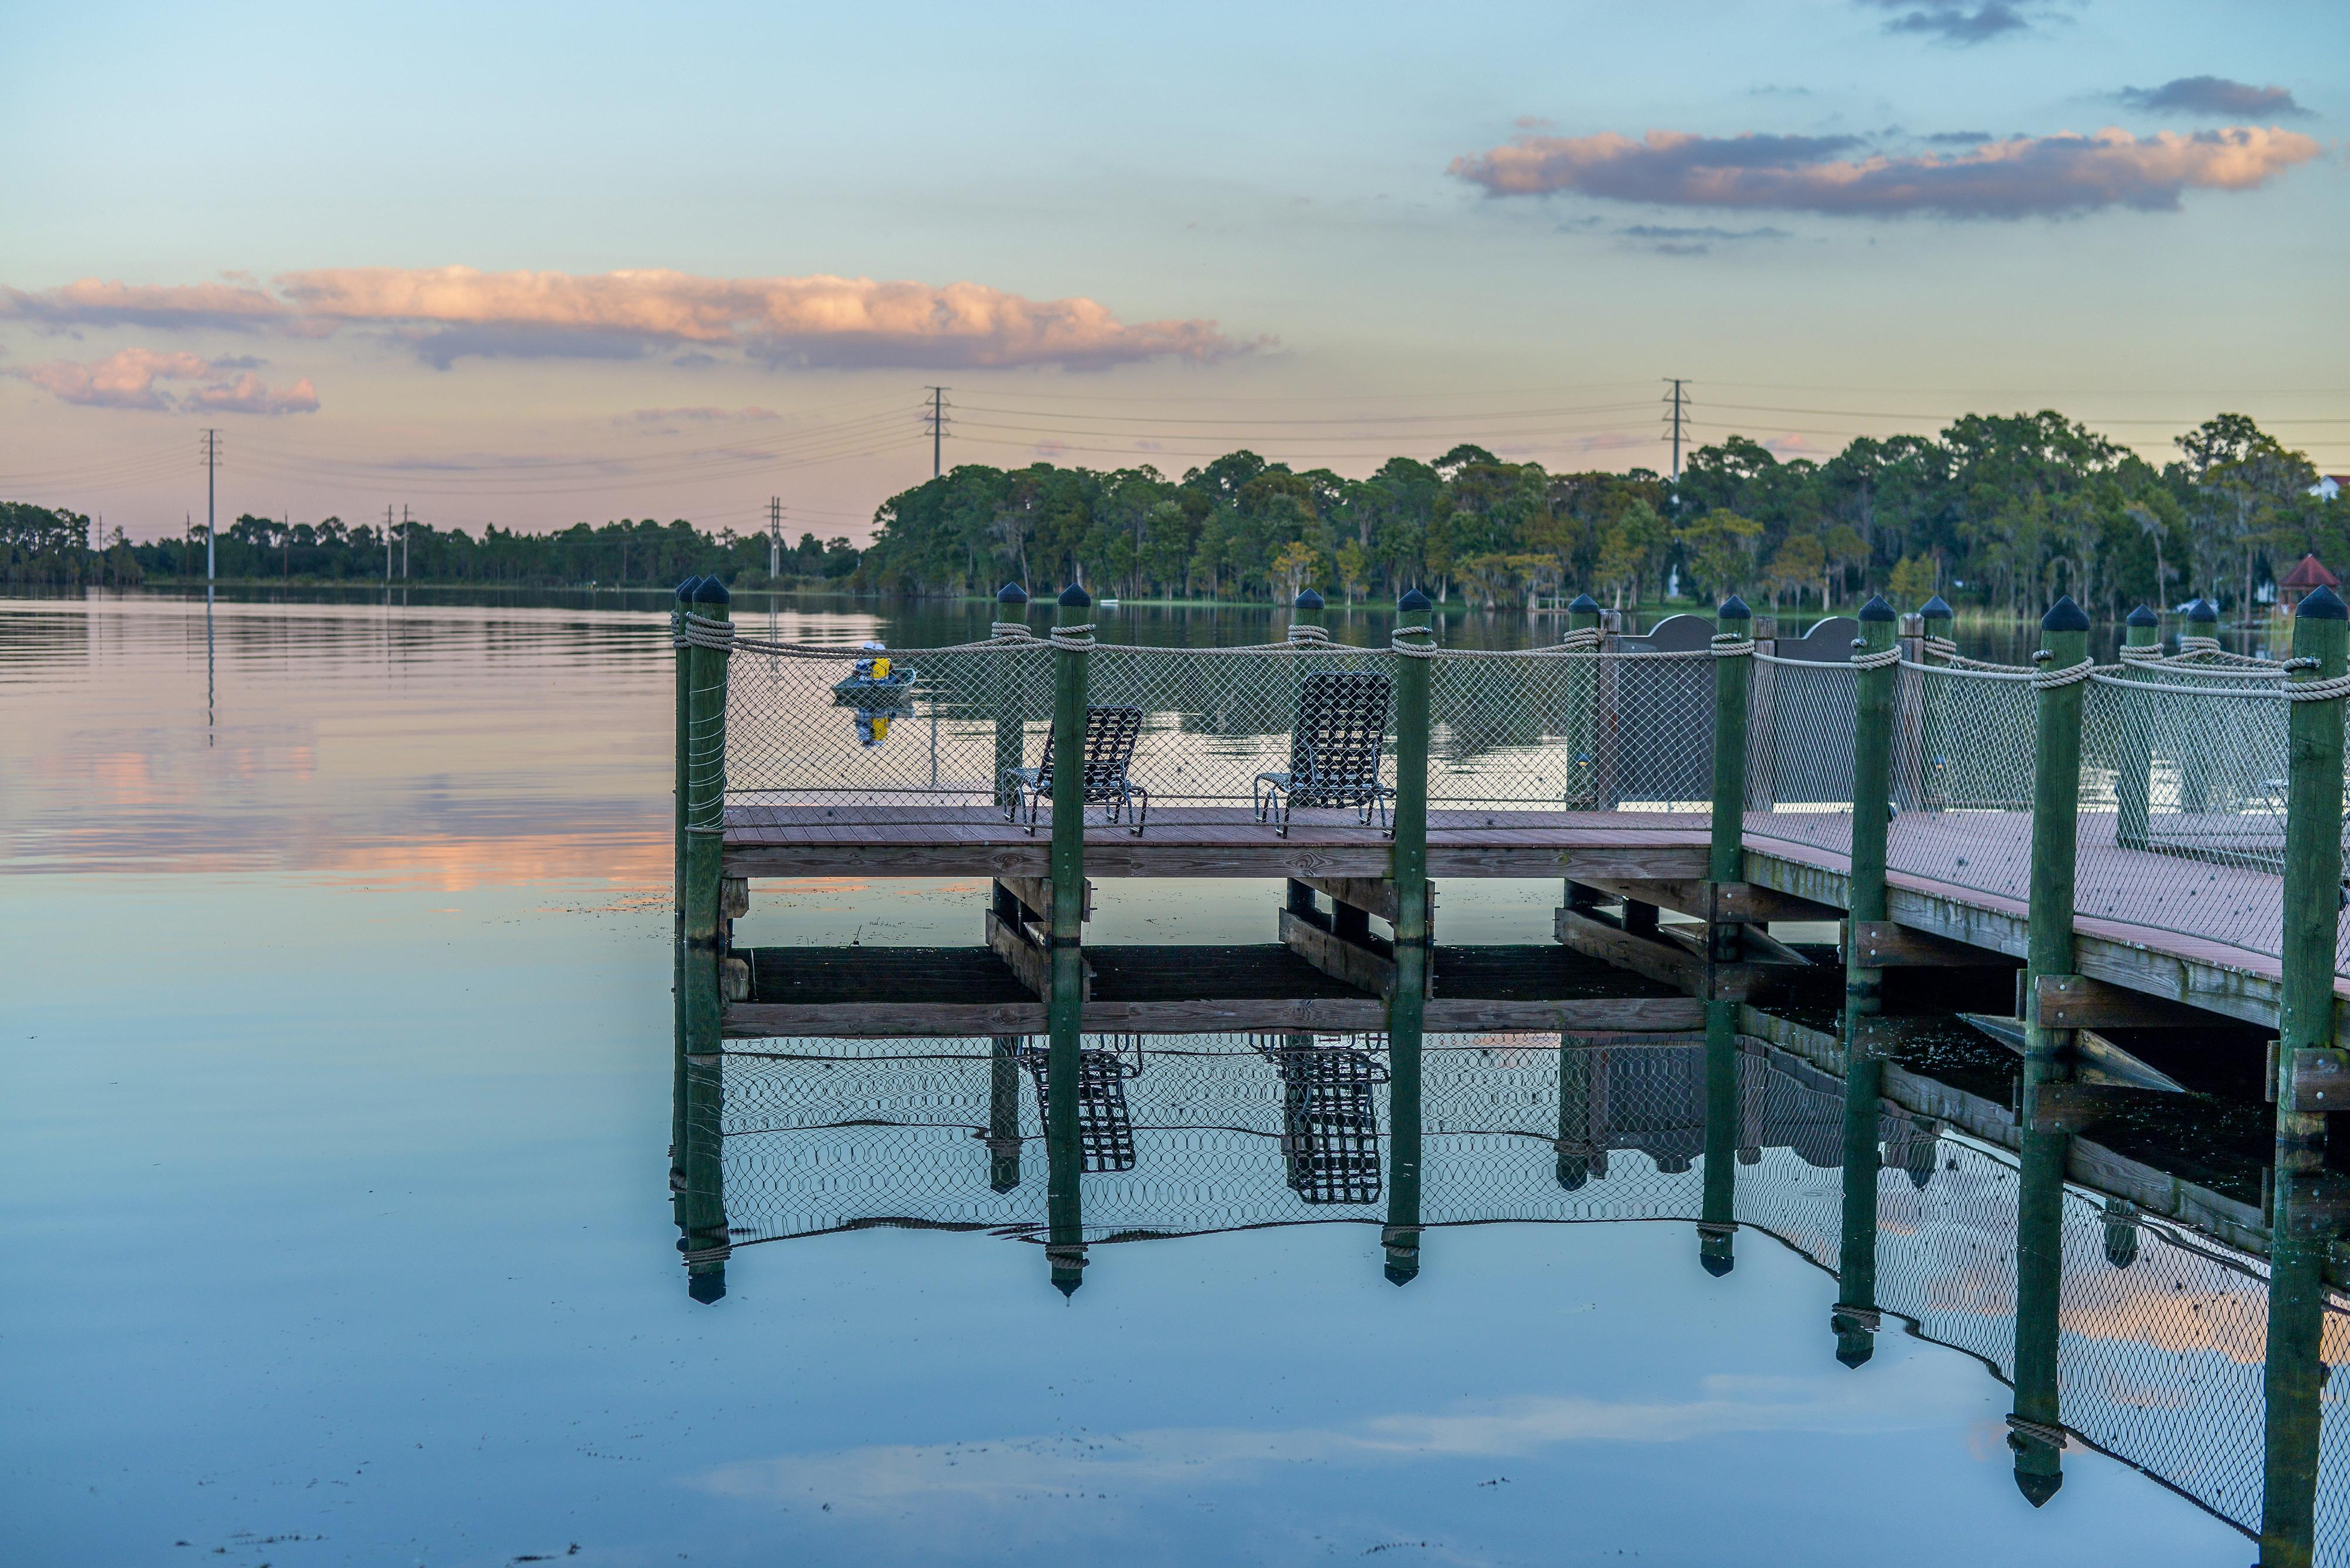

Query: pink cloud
[1449,125,2323,217]
[190,372,320,415]
[11,348,319,414]
[3,267,1255,371]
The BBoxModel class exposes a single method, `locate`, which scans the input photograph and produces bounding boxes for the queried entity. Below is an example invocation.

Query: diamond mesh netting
[1744,652,1858,858]
[683,1031,2348,1556]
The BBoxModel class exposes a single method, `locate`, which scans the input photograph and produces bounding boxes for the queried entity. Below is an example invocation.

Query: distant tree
[1888,555,1938,606]
[1675,509,1764,600]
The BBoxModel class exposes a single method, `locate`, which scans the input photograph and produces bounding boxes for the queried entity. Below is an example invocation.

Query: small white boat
[1098,596,1119,609]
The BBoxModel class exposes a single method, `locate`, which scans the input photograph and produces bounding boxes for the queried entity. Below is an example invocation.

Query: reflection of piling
[671,576,698,1190]
[1707,597,1751,963]
[2114,605,2160,850]
[1565,594,1601,808]
[2260,585,2346,1568]
[674,1048,729,1303]
[1045,584,1091,1294]
[1832,1011,1882,1364]
[1698,999,1738,1276]
[1555,1036,1601,1190]
[1847,597,1898,1015]
[680,577,733,1057]
[1385,587,1433,1285]
[987,1034,1024,1193]
[993,582,1030,811]
[2012,595,2091,1507]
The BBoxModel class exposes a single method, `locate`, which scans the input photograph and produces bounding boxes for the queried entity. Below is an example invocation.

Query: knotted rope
[1390,624,1439,657]
[1048,623,1097,651]
[673,612,737,652]
[2284,662,2350,701]
[1556,626,1603,652]
[1286,622,1333,646]
[2179,634,2221,654]
[2117,642,2164,664]
[989,621,1040,642]
[2005,1414,2069,1450]
[1922,634,1959,661]
[1851,644,1901,671]
[1709,632,1755,658]
[1694,1218,1738,1237]
[1831,1303,1882,1331]
[2029,649,2096,689]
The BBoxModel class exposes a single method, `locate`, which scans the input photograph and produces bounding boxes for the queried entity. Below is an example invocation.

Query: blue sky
[2,0,2342,540]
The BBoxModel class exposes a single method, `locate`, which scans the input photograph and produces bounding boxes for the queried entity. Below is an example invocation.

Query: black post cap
[1052,1272,1082,1299]
[997,582,1028,605]
[1919,595,1952,621]
[1717,594,1751,621]
[2186,597,2218,623]
[692,576,730,606]
[1058,582,1091,608]
[675,575,701,600]
[1397,586,1433,612]
[1699,1251,1734,1278]
[2124,603,2159,627]
[2040,595,2090,632]
[1293,587,1325,610]
[2013,1468,2062,1507]
[1858,594,1896,622]
[687,1272,726,1305]
[1834,1327,1875,1369]
[1568,592,1600,613]
[2296,584,2347,620]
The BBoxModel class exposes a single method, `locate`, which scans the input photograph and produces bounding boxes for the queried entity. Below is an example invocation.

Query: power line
[767,496,784,578]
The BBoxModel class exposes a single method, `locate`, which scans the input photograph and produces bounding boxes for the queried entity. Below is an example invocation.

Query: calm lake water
[0,589,2284,1565]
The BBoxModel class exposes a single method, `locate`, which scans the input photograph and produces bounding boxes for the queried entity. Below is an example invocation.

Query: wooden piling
[988,1034,1023,1193]
[1698,998,1737,1275]
[993,582,1030,810]
[2114,603,2160,851]
[674,1048,729,1304]
[1566,593,1601,810]
[1385,587,1434,1284]
[2180,597,2220,810]
[1289,585,1323,640]
[1045,583,1091,1292]
[2012,593,2090,1507]
[680,576,732,1058]
[1707,597,1751,964]
[671,575,699,1186]
[1846,596,1899,1015]
[2260,583,2346,1567]
[1833,1012,1883,1365]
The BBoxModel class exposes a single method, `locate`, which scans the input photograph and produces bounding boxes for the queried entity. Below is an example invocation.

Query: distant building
[2312,475,2348,501]
[2278,553,2339,615]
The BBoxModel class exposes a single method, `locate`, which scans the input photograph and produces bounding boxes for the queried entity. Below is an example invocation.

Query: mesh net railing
[725,634,1720,825]
[1744,652,1857,858]
[685,1030,2350,1557]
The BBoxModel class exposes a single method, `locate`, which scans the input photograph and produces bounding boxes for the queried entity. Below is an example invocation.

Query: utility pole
[199,428,220,583]
[401,504,411,579]
[767,496,784,579]
[923,387,951,478]
[384,503,394,585]
[1664,378,1689,485]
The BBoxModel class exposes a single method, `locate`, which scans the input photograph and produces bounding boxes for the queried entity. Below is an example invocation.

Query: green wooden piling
[1699,998,1738,1277]
[1385,586,1434,1284]
[2180,597,2220,810]
[1708,598,1752,968]
[680,577,732,1059]
[2114,604,2161,851]
[1565,593,1601,810]
[671,575,699,1185]
[1555,1036,1595,1190]
[2012,593,2089,1507]
[674,1048,729,1304]
[988,1034,1023,1193]
[1045,583,1092,1294]
[1833,1011,1883,1365]
[1290,585,1324,640]
[673,575,699,924]
[2260,584,2347,1567]
[1846,596,1900,1016]
[992,582,1031,812]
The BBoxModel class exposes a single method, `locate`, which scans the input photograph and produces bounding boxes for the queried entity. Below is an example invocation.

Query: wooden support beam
[2028,1079,2138,1133]
[2289,1047,2349,1114]
[1554,908,1775,1002]
[1851,919,2013,969]
[995,875,1092,928]
[1293,874,1434,932]
[2032,973,2214,1030]
[720,877,749,919]
[1558,845,1710,883]
[1279,908,1429,1000]
[987,909,1092,1002]
[1566,877,1841,924]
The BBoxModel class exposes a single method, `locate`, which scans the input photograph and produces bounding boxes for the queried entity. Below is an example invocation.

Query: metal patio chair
[1002,703,1149,836]
[1253,669,1394,837]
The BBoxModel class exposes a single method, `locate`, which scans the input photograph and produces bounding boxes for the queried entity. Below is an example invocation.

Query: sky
[2,0,2344,545]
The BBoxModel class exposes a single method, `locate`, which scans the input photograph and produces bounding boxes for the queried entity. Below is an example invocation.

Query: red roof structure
[2278,553,2338,612]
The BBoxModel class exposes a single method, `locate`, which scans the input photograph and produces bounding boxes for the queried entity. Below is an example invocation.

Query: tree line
[860,412,2337,619]
[5,411,2335,617]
